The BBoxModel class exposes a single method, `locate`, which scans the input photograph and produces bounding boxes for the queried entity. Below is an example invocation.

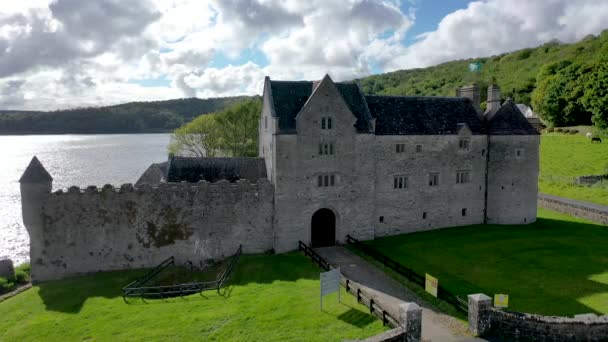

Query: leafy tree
[531,61,592,127]
[168,99,261,157]
[215,99,261,157]
[168,114,221,157]
[579,59,608,129]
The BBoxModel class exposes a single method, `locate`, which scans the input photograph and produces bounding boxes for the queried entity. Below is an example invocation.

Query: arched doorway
[311,208,336,248]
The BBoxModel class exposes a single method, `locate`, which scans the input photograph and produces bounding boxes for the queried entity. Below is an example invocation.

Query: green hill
[0,97,251,135]
[360,30,608,128]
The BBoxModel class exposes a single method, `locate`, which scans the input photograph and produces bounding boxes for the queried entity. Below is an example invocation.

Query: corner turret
[19,156,52,283]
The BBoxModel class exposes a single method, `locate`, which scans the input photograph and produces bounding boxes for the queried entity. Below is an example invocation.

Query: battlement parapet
[47,179,273,197]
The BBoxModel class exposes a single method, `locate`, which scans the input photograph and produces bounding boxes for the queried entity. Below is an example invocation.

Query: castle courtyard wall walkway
[314,246,487,342]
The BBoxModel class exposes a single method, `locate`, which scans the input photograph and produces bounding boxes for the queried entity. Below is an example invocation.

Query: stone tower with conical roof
[19,156,53,283]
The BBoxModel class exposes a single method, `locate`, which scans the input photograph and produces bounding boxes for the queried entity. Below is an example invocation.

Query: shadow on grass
[361,213,608,316]
[336,307,378,328]
[37,252,320,313]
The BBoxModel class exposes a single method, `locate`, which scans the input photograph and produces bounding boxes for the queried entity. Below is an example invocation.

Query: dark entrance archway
[311,208,336,248]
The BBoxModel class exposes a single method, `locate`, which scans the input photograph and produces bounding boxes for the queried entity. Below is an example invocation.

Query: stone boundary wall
[28,179,274,282]
[491,309,608,342]
[469,293,608,342]
[575,174,608,185]
[538,193,608,225]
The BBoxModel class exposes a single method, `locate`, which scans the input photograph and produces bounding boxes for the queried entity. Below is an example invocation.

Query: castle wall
[373,135,488,237]
[486,135,540,224]
[272,79,376,252]
[27,180,274,282]
[259,78,276,184]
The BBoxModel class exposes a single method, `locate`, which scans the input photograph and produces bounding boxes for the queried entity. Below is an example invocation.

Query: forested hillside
[360,30,608,128]
[0,97,250,134]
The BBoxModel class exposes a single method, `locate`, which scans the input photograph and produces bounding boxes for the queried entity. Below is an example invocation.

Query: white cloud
[2,0,608,110]
[386,0,608,70]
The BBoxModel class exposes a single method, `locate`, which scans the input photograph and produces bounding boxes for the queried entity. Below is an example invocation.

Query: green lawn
[0,253,387,342]
[540,133,608,205]
[363,208,608,316]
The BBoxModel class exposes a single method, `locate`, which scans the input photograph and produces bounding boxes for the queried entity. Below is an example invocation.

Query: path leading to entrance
[315,246,487,342]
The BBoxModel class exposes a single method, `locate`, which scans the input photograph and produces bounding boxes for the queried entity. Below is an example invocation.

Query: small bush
[570,129,579,134]
[555,128,563,132]
[14,270,28,284]
[546,127,555,133]
[0,277,15,294]
[563,129,571,134]
[15,263,30,275]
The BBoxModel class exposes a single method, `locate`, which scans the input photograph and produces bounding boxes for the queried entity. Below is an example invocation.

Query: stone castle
[20,75,539,282]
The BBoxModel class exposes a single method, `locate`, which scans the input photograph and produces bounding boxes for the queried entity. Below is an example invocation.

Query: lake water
[0,134,171,265]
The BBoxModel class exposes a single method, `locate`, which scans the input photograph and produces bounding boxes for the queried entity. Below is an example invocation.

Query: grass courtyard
[0,253,388,342]
[539,133,608,205]
[362,208,608,317]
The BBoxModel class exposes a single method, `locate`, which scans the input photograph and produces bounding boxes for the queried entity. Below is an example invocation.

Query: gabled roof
[365,96,485,135]
[268,77,372,133]
[19,156,53,183]
[167,157,267,183]
[488,99,539,135]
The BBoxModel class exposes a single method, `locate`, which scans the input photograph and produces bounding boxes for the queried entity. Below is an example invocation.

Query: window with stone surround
[321,117,333,130]
[459,138,470,150]
[317,174,336,187]
[318,142,334,155]
[396,143,405,153]
[428,173,439,186]
[456,171,470,184]
[516,148,524,158]
[393,175,408,189]
[416,144,422,153]
[264,116,268,130]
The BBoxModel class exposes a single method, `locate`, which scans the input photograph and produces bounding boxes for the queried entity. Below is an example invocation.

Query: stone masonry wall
[538,193,608,225]
[29,179,274,282]
[468,293,608,341]
[273,78,376,252]
[373,134,487,237]
[490,309,608,341]
[486,135,540,224]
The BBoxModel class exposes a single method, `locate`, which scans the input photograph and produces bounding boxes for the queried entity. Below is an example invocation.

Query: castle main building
[20,75,539,282]
[259,75,539,250]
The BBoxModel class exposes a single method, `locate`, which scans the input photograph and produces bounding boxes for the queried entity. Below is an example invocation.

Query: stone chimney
[458,84,481,114]
[485,84,501,119]
[19,156,52,283]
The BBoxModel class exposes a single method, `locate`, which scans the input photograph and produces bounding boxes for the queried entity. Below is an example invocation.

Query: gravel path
[315,246,488,342]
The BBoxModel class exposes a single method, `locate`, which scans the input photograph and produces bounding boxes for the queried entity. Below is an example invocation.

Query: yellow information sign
[425,273,438,297]
[494,294,509,308]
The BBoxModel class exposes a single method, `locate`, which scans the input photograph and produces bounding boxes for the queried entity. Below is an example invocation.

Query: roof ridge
[365,94,467,100]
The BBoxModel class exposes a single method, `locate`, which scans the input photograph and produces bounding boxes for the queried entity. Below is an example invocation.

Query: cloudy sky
[1,0,608,111]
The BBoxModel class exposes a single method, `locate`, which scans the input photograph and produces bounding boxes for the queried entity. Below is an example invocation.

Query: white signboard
[320,268,340,309]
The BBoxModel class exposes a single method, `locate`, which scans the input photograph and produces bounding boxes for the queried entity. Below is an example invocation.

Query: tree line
[0,97,248,134]
[360,30,608,129]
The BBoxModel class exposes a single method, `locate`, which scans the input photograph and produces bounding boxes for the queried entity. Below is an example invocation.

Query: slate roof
[266,76,537,135]
[167,157,267,183]
[269,80,373,133]
[365,96,485,135]
[19,156,53,183]
[488,99,539,135]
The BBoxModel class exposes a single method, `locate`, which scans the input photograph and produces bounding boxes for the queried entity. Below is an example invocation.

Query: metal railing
[123,245,242,302]
[298,241,399,328]
[346,235,468,313]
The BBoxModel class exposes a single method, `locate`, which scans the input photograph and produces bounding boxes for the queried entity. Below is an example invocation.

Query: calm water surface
[0,134,170,265]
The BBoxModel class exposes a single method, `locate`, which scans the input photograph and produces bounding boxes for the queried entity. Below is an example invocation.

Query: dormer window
[321,117,333,129]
